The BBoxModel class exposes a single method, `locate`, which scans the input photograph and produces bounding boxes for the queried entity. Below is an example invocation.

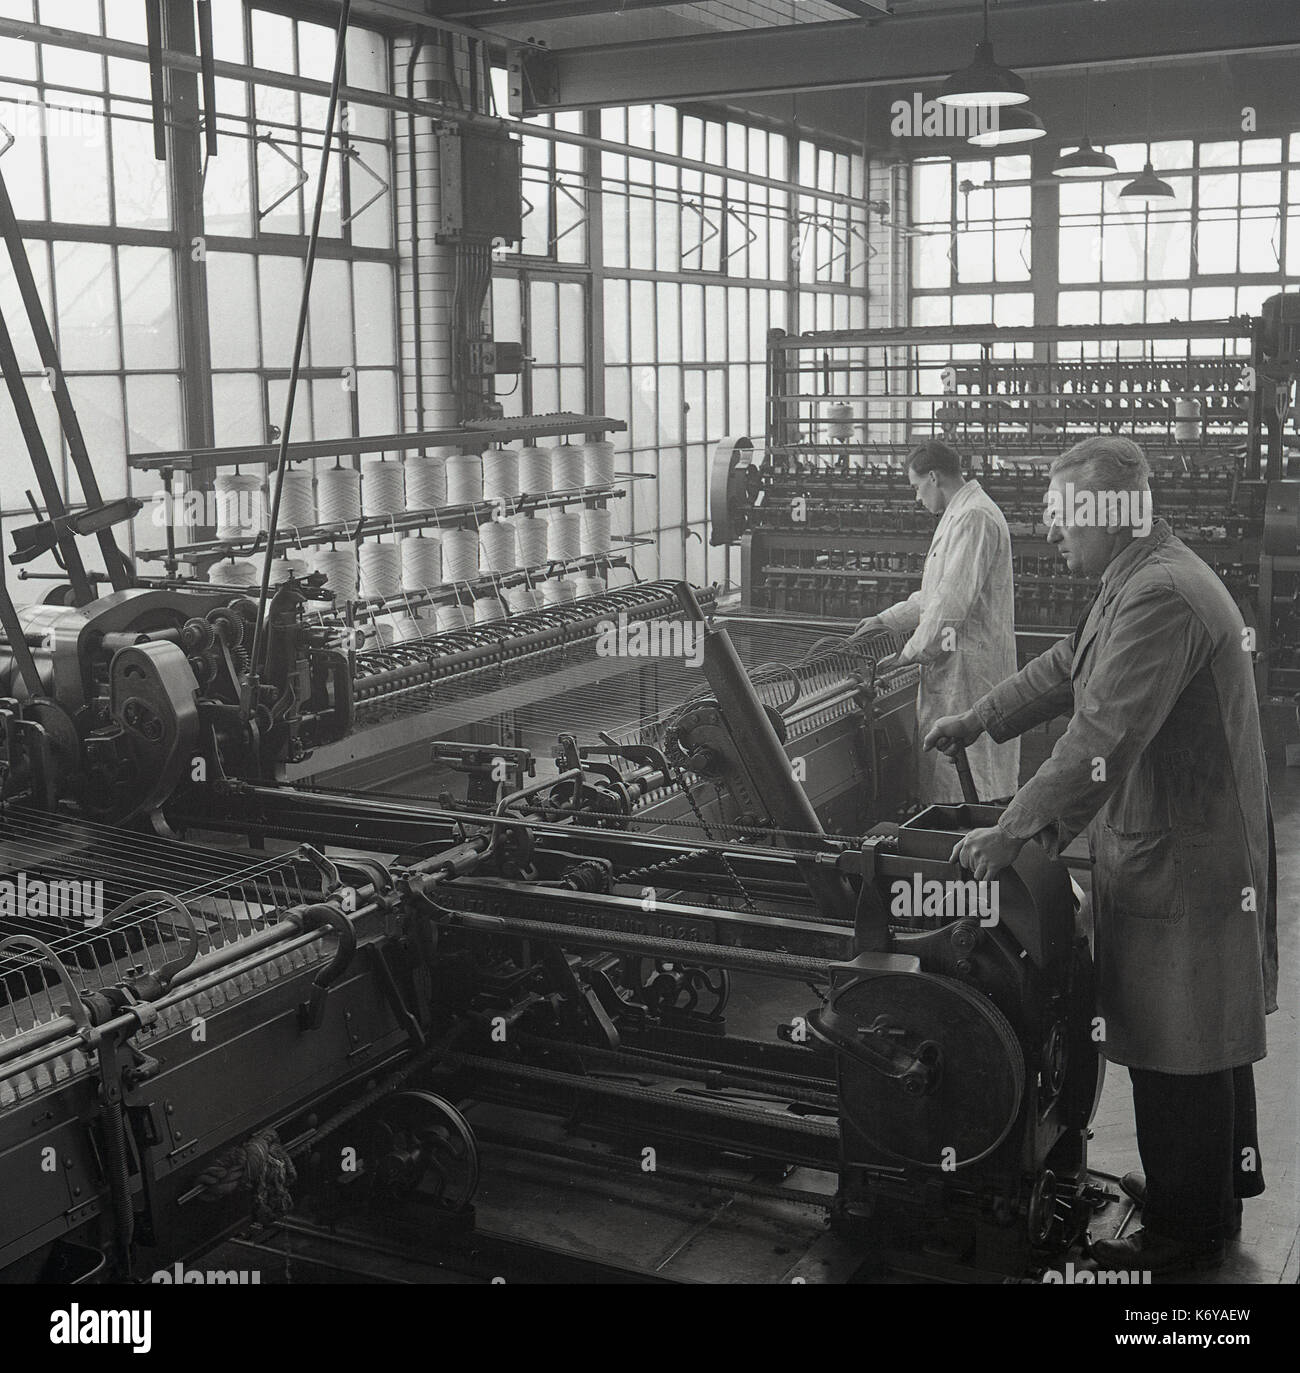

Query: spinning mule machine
[711,312,1300,680]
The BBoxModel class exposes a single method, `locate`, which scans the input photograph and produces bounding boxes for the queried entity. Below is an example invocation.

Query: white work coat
[877,480,1019,803]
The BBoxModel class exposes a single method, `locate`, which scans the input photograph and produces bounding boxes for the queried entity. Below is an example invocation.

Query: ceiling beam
[519,0,1300,110]
[436,0,888,20]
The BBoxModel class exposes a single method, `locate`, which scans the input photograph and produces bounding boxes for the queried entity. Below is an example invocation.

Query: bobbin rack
[127,413,651,637]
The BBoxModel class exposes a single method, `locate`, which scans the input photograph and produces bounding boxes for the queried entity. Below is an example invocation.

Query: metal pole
[246,0,354,699]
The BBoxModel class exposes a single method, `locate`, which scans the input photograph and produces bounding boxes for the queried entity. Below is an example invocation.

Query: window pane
[354,263,395,366]
[118,246,178,369]
[258,256,305,367]
[111,113,171,228]
[46,95,110,223]
[125,374,182,452]
[53,240,118,369]
[212,374,266,446]
[65,375,124,499]
[308,258,355,369]
[207,254,260,368]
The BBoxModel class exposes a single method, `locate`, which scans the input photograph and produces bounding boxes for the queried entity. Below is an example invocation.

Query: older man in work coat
[926,435,1277,1277]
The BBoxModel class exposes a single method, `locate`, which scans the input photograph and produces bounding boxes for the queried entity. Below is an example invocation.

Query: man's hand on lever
[951,826,1025,882]
[922,710,984,757]
[922,711,1025,878]
[849,614,884,642]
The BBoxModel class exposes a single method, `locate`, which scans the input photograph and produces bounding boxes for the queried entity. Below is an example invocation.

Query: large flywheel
[813,971,1025,1170]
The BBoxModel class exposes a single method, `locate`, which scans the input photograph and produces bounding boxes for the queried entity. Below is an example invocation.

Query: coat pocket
[1097,825,1186,924]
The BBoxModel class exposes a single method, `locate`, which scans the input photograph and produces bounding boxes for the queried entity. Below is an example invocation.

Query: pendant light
[938,0,1029,109]
[1054,69,1117,176]
[1118,72,1175,201]
[968,104,1046,147]
[1119,161,1175,201]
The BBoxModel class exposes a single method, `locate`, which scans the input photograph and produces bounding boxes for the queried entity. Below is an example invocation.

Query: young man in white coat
[926,436,1276,1277]
[854,440,1019,803]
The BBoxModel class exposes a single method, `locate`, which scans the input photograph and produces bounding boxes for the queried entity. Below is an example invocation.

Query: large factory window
[909,153,1033,330]
[200,5,400,454]
[0,1,400,598]
[595,105,866,589]
[0,0,181,593]
[1053,135,1295,349]
[910,136,1298,339]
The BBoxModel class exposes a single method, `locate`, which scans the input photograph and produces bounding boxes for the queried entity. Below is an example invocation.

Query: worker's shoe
[1117,1173,1242,1237]
[1090,1229,1224,1276]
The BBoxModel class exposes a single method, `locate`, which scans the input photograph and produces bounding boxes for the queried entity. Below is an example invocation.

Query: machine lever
[951,745,980,805]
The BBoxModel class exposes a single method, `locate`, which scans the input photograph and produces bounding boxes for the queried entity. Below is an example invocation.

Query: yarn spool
[474,596,506,624]
[572,574,607,600]
[401,533,441,590]
[277,469,316,529]
[542,578,577,606]
[582,440,616,487]
[518,446,551,495]
[479,520,517,574]
[405,454,448,510]
[363,617,397,648]
[214,558,258,587]
[214,473,265,540]
[507,586,543,615]
[269,556,310,583]
[436,603,471,633]
[547,511,582,562]
[446,453,483,506]
[441,528,480,583]
[481,448,519,502]
[1174,396,1203,443]
[311,545,359,599]
[390,613,426,644]
[359,542,403,600]
[317,466,362,524]
[513,515,550,567]
[550,444,586,492]
[361,458,406,516]
[580,505,612,556]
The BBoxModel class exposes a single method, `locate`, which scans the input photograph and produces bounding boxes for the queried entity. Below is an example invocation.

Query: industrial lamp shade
[967,104,1046,147]
[1053,141,1118,177]
[937,40,1030,108]
[1118,159,1175,200]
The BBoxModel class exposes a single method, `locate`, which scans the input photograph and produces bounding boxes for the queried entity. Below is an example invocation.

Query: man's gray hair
[1049,435,1151,493]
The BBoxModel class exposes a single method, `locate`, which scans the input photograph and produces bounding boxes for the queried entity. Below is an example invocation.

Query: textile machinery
[0,550,1103,1283]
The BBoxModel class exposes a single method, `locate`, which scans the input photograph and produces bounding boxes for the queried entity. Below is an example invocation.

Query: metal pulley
[825,969,1025,1170]
[708,435,760,545]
